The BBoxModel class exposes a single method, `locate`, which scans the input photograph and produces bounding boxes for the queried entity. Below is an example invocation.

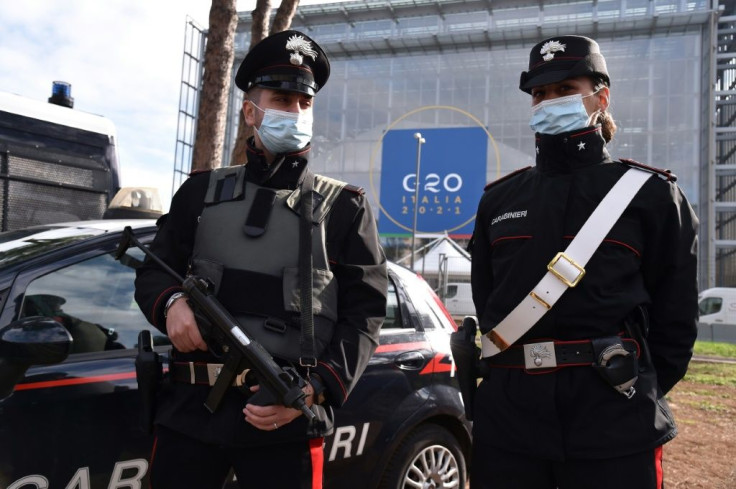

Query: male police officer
[135,30,388,489]
[469,35,698,488]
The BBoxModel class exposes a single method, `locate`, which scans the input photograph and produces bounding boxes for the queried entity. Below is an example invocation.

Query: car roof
[0,219,157,269]
[0,91,117,137]
[387,261,419,280]
[0,220,412,272]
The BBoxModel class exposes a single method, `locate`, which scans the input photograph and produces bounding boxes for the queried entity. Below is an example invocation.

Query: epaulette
[343,183,365,195]
[287,174,350,223]
[483,166,532,191]
[619,158,676,182]
[204,165,246,203]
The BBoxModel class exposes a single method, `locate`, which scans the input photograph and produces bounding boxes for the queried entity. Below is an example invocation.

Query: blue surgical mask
[529,93,598,135]
[251,102,313,155]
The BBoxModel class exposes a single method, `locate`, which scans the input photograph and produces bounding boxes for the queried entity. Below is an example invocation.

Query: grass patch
[684,361,736,387]
[676,388,731,399]
[679,398,732,414]
[694,341,736,358]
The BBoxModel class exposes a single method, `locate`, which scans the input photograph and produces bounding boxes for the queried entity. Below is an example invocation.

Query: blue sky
[0,0,336,211]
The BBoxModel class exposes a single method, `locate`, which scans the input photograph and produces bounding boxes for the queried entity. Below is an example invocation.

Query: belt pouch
[591,337,639,395]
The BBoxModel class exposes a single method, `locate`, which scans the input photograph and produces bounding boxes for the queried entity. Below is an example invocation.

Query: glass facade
[222,0,724,283]
[231,0,707,213]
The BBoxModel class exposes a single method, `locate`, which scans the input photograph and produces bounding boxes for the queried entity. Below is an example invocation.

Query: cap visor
[256,80,316,96]
[519,70,574,93]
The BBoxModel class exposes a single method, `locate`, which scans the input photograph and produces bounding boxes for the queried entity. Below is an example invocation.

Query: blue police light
[48,81,74,108]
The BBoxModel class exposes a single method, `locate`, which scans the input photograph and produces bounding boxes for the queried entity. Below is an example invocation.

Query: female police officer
[135,30,387,488]
[469,35,698,489]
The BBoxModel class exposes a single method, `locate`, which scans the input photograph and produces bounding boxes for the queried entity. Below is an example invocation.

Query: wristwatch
[309,374,327,405]
[164,292,187,318]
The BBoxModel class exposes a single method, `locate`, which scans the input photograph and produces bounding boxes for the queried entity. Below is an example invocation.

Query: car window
[410,291,443,331]
[19,248,165,353]
[382,280,404,329]
[417,297,444,330]
[699,297,722,316]
[445,285,458,299]
[394,271,452,331]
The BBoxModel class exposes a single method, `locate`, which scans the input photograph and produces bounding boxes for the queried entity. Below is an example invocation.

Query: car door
[0,231,165,489]
[322,267,451,489]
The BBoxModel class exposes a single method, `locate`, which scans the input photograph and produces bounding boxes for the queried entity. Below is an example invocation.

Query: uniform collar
[534,125,612,174]
[245,137,310,189]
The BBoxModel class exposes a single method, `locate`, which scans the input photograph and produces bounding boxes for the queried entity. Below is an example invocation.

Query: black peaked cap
[519,35,610,93]
[235,30,330,96]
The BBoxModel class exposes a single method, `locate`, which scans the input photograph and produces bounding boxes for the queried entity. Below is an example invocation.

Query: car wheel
[379,424,467,489]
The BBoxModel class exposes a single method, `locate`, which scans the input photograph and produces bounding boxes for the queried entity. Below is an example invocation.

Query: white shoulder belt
[481,167,652,358]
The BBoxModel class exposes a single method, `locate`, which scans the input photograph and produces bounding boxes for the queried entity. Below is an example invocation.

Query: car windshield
[0,226,104,268]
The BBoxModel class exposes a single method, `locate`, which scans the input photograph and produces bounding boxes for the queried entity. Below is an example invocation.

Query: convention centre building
[174,0,736,288]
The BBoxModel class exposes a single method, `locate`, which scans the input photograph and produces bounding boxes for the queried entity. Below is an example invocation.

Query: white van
[698,287,736,325]
[698,287,736,344]
[443,282,476,319]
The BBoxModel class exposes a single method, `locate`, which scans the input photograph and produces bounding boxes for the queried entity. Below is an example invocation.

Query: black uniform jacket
[470,126,699,460]
[135,140,388,447]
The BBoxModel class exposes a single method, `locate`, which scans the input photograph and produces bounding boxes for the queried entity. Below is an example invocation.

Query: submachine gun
[116,226,316,425]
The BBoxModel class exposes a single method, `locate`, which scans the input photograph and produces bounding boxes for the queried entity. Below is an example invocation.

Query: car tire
[379,424,467,489]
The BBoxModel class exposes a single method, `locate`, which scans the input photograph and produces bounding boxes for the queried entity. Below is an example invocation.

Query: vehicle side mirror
[0,316,73,400]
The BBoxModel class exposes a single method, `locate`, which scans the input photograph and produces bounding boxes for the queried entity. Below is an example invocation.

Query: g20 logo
[371,109,500,237]
[402,173,463,193]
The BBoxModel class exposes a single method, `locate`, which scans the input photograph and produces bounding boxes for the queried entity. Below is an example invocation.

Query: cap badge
[285,34,318,66]
[540,40,566,62]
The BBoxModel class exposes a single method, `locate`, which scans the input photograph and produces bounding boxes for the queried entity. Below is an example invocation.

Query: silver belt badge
[523,341,557,369]
[207,364,224,386]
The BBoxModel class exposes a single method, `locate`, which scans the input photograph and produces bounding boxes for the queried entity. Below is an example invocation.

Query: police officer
[469,35,698,489]
[135,30,388,489]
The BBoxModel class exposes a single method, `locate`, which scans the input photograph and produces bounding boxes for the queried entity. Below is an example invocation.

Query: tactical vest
[191,165,346,362]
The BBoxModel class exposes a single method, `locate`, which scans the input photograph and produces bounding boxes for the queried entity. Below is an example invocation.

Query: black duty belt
[484,338,639,371]
[170,361,250,387]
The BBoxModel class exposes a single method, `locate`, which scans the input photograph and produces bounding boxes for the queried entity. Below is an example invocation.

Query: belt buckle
[547,252,585,287]
[523,341,557,369]
[206,363,224,386]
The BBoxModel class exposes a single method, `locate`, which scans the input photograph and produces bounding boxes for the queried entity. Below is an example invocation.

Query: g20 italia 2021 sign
[377,126,489,238]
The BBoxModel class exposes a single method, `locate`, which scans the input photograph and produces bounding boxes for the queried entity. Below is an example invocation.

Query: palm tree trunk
[272,0,299,32]
[229,0,300,166]
[191,0,239,171]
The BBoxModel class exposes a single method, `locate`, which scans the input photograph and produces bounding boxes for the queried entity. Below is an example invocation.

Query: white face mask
[251,101,313,155]
[529,92,600,135]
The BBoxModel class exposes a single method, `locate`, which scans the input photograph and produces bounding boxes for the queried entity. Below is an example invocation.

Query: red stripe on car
[14,371,138,391]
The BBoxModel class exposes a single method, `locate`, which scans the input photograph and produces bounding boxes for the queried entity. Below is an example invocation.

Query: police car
[0,220,470,489]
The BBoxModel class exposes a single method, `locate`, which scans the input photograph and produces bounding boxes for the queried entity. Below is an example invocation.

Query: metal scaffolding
[172,16,205,194]
[713,0,736,286]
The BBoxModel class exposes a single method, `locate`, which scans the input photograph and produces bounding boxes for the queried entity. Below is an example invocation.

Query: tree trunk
[251,0,272,43]
[191,0,239,172]
[272,0,299,33]
[229,0,271,166]
[229,0,300,166]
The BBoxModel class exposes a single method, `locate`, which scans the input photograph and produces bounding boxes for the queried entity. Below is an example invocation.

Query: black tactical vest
[191,165,346,362]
